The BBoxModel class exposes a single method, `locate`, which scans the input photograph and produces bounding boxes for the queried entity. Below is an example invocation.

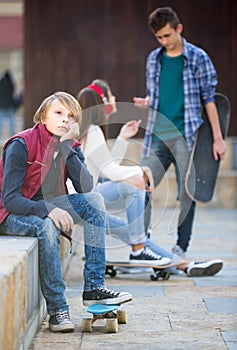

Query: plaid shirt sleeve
[183,39,218,150]
[142,48,162,158]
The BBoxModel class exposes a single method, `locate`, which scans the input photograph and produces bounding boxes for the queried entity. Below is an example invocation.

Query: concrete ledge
[0,233,75,350]
[0,237,45,350]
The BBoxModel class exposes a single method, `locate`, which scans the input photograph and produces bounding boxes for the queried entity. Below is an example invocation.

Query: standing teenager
[134,7,226,258]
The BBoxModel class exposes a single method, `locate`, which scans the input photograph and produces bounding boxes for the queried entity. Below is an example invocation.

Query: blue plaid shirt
[142,37,217,157]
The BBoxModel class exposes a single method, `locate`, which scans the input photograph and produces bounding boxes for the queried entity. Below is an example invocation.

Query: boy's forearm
[205,101,223,141]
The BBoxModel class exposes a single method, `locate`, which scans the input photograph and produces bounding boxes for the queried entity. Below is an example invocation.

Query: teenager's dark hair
[148,7,180,33]
[91,79,110,101]
[77,80,110,145]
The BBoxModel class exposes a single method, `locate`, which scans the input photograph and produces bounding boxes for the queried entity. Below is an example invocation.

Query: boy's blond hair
[33,91,82,126]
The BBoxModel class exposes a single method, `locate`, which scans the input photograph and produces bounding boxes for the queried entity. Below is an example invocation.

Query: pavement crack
[167,315,173,330]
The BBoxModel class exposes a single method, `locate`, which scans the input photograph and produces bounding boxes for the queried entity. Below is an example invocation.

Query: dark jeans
[141,137,196,252]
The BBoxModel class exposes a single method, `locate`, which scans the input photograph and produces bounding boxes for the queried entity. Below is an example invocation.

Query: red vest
[0,123,80,224]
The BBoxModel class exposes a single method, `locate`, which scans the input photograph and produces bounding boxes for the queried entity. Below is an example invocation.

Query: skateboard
[105,260,185,281]
[185,92,230,202]
[81,304,127,333]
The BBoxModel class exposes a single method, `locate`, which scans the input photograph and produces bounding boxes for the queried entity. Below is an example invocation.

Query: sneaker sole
[188,262,223,277]
[83,295,133,306]
[49,323,75,332]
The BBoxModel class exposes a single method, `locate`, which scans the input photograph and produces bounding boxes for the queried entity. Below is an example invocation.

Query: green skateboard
[81,304,127,333]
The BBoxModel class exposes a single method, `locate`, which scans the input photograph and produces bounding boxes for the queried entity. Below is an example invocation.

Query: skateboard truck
[81,304,127,333]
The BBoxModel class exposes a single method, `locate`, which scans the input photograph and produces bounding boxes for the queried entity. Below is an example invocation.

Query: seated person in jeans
[0,91,132,333]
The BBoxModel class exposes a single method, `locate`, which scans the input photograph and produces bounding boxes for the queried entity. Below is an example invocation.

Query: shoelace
[99,286,120,297]
[55,311,70,322]
[144,247,162,260]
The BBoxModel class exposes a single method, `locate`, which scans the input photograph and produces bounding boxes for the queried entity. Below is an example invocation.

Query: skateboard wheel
[81,318,93,332]
[156,270,170,280]
[150,270,170,281]
[106,318,118,333]
[117,310,127,324]
[105,266,117,277]
[150,273,158,281]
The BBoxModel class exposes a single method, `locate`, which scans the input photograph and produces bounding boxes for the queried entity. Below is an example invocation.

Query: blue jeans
[94,180,182,271]
[0,107,15,136]
[96,181,147,246]
[0,193,106,315]
[141,137,196,252]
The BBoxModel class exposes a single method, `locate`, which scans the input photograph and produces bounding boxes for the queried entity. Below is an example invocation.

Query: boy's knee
[87,192,106,211]
[91,192,105,211]
[38,218,60,244]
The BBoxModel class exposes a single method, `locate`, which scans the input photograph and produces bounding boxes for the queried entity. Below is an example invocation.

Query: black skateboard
[185,92,230,202]
[105,260,185,281]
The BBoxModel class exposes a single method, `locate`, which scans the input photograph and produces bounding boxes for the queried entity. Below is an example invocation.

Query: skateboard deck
[105,260,185,281]
[81,304,127,333]
[185,92,230,202]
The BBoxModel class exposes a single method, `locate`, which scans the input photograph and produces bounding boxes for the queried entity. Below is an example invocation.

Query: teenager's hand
[48,208,74,232]
[133,96,150,108]
[213,138,227,161]
[141,166,154,195]
[123,175,146,190]
[60,122,80,142]
[119,120,142,140]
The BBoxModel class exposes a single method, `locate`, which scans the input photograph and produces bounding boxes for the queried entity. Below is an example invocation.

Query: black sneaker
[186,259,223,277]
[129,247,171,266]
[49,311,75,332]
[83,286,133,306]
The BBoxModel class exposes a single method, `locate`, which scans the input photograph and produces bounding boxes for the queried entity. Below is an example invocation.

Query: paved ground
[29,206,237,350]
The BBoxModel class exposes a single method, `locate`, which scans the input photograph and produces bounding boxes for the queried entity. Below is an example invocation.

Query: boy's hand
[60,122,80,142]
[119,120,142,140]
[48,207,74,232]
[123,175,146,190]
[213,138,227,161]
[141,166,154,195]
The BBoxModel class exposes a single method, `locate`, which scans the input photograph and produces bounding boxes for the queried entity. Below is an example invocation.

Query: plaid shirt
[142,37,217,157]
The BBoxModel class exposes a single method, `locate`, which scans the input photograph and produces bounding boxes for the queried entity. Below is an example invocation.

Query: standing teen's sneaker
[129,247,171,266]
[186,259,223,277]
[49,311,75,332]
[83,286,132,306]
[172,244,186,259]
